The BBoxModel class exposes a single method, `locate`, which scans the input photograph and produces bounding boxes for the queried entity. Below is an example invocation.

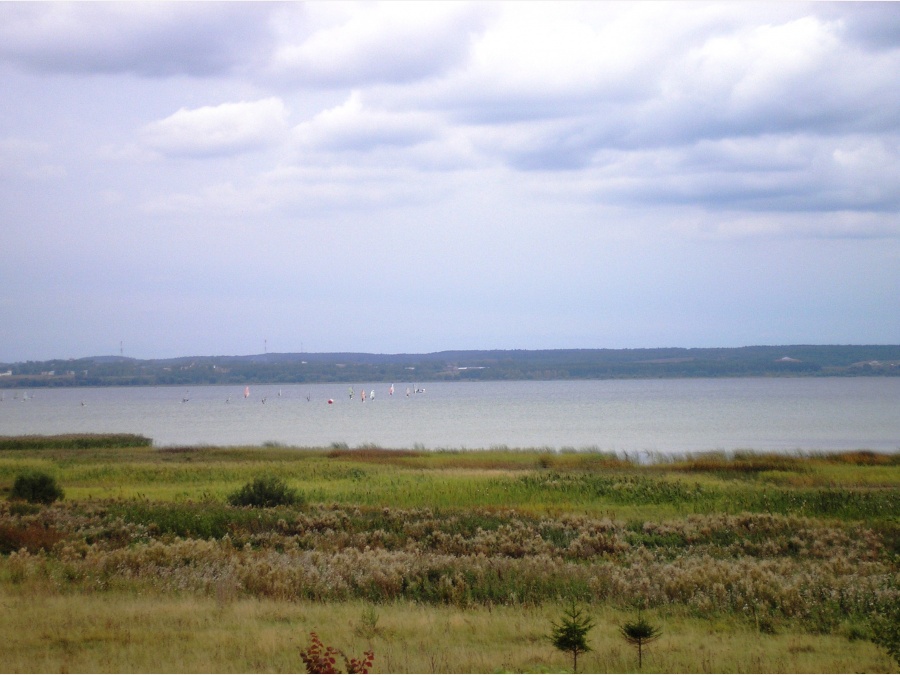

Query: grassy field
[0,436,897,673]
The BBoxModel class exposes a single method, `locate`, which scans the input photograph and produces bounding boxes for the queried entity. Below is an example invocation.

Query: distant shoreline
[2,345,899,388]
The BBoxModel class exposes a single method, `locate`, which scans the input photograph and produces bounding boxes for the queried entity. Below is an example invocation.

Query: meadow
[0,435,897,672]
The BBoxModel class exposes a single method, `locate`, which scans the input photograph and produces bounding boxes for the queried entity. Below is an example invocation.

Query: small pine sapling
[620,614,662,669]
[549,601,595,673]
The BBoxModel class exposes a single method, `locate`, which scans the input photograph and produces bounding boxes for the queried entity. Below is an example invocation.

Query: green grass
[2,444,895,519]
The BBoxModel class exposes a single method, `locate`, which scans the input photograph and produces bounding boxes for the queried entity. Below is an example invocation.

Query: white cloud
[269,2,488,86]
[142,98,289,158]
[293,91,438,153]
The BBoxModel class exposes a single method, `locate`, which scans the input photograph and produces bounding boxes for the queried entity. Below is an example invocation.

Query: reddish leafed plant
[299,632,374,675]
[345,650,375,675]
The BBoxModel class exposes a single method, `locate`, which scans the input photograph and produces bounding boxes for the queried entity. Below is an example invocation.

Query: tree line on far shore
[2,345,899,388]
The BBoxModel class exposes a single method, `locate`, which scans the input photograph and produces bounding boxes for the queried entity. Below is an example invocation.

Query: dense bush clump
[870,605,900,667]
[9,471,64,504]
[227,475,304,508]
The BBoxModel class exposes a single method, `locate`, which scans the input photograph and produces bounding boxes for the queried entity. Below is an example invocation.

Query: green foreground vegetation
[0,435,898,672]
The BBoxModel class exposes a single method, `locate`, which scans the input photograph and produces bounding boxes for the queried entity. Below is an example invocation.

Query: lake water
[0,378,898,455]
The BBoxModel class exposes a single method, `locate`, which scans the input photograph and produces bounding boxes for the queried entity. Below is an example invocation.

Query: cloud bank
[0,2,898,360]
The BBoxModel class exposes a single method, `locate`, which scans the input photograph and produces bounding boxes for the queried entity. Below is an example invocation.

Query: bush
[299,632,374,674]
[227,475,304,508]
[0,522,65,554]
[870,605,900,667]
[9,471,64,504]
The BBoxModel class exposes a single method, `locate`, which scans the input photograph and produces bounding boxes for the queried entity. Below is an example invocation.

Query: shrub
[9,471,64,504]
[227,475,304,508]
[299,632,339,674]
[0,522,65,554]
[299,632,374,674]
[870,605,900,667]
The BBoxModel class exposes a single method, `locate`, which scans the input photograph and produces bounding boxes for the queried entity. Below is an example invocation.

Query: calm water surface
[0,378,897,454]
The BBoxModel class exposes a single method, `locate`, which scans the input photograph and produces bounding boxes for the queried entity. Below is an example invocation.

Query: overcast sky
[1,2,899,362]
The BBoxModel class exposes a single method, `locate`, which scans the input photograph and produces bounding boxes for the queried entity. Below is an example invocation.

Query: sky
[1,1,899,362]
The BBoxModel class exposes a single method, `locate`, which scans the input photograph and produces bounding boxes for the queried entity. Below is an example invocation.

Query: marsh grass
[2,501,895,622]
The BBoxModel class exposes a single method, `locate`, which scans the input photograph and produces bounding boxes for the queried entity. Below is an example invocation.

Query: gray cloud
[817,2,900,51]
[0,3,274,77]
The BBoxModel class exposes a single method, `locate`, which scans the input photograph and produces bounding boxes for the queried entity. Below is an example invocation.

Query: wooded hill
[2,345,899,388]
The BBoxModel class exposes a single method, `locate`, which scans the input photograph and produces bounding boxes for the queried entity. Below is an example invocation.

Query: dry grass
[0,588,893,673]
